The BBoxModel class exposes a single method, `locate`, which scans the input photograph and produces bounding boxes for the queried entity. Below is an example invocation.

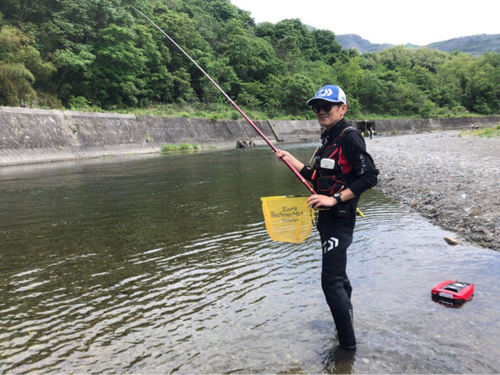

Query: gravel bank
[367,131,500,251]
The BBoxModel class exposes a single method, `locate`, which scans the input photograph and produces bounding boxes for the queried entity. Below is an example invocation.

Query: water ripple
[2,152,500,374]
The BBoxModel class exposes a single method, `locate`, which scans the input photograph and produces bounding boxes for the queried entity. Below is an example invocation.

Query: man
[275,85,378,349]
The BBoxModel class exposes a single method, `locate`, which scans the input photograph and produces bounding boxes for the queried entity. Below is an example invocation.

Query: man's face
[312,101,347,129]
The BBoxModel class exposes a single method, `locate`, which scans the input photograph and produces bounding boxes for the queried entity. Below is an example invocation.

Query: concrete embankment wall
[361,116,500,134]
[1,106,499,166]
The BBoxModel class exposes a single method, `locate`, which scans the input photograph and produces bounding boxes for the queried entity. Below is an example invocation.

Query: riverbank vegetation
[460,125,500,138]
[1,0,499,120]
[161,143,200,152]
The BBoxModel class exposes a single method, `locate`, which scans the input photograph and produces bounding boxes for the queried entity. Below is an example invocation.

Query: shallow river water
[1,145,499,374]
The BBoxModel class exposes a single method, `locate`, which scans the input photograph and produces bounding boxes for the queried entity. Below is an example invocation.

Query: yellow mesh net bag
[260,196,314,243]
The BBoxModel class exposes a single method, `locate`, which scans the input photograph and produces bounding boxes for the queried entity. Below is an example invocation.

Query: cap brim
[307,98,344,106]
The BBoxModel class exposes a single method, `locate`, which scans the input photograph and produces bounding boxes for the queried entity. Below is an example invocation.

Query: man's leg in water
[320,219,356,348]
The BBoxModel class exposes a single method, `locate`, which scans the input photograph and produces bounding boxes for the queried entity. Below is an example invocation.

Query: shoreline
[368,131,500,251]
[2,106,500,167]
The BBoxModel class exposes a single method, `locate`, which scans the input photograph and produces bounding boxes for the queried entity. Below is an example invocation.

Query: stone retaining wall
[352,116,500,134]
[1,106,499,166]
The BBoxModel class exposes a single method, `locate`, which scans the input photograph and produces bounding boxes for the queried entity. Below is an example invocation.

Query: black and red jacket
[299,119,378,199]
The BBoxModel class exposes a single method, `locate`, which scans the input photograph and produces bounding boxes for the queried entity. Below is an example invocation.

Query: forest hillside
[1,0,499,119]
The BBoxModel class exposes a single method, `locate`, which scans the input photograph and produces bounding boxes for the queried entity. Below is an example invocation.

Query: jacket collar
[321,118,348,143]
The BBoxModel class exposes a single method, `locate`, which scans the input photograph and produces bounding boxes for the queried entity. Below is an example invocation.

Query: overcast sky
[230,0,499,46]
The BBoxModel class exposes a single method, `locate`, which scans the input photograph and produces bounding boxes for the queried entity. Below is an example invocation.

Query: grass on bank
[64,98,494,122]
[110,102,291,121]
[459,124,500,138]
[161,143,202,153]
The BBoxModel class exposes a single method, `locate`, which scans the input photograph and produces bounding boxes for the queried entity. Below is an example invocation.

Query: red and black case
[431,280,474,304]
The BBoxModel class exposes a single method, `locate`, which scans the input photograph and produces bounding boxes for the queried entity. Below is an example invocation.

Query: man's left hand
[306,194,335,209]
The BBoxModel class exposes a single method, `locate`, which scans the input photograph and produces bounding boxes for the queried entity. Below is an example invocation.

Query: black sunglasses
[311,102,339,113]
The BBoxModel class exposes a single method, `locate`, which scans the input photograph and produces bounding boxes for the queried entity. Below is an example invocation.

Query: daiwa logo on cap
[307,85,347,105]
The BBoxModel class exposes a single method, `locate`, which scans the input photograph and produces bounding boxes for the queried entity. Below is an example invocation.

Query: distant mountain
[426,34,500,55]
[336,34,394,53]
[336,33,500,55]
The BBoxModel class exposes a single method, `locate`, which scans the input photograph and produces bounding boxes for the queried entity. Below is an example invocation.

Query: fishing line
[132,7,315,195]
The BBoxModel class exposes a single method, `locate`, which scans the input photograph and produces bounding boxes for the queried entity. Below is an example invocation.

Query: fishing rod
[132,7,315,195]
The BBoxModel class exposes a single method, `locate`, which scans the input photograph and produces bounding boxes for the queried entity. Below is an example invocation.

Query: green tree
[88,24,172,107]
[205,0,238,22]
[370,45,412,70]
[196,55,239,104]
[407,48,451,72]
[332,54,363,96]
[256,19,319,73]
[0,0,53,25]
[0,24,55,106]
[302,60,338,89]
[357,70,386,113]
[151,8,213,103]
[265,73,315,115]
[438,53,477,111]
[312,29,342,65]
[224,33,278,82]
[52,45,96,100]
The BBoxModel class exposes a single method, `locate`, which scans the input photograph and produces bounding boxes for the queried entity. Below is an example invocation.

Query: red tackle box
[431,280,474,304]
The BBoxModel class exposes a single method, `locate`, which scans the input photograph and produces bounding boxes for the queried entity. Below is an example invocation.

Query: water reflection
[1,146,499,373]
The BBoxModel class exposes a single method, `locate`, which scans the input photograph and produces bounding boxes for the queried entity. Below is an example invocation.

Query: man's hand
[306,194,335,209]
[274,150,305,172]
